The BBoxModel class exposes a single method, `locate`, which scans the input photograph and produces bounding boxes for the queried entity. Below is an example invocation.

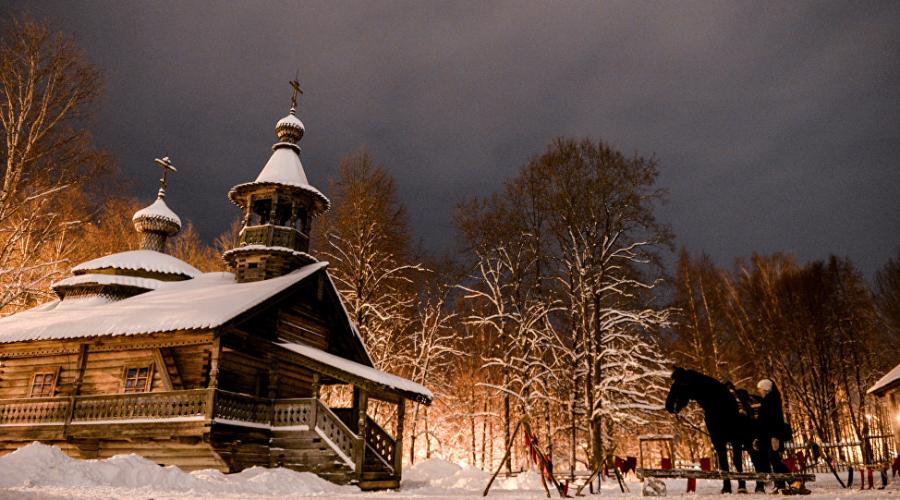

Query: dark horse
[666,367,759,494]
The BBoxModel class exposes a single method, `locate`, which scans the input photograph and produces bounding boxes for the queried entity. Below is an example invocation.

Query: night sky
[5,1,900,278]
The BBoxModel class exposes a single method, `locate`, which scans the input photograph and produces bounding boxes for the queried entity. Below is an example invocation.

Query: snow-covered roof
[277,341,432,402]
[222,244,315,261]
[0,263,327,344]
[51,273,165,292]
[229,147,330,211]
[257,147,310,186]
[132,197,181,226]
[72,250,201,278]
[868,362,900,395]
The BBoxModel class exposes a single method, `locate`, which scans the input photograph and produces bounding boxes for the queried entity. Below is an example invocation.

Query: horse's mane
[676,368,735,406]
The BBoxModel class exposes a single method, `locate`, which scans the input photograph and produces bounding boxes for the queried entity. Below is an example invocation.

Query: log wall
[0,332,213,399]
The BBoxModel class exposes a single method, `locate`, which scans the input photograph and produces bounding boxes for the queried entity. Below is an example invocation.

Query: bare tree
[0,16,111,313]
[315,150,425,370]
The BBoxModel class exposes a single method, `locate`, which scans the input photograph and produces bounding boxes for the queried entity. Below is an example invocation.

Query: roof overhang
[276,341,432,405]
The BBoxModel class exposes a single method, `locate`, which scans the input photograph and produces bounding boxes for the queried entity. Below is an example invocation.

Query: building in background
[0,86,430,491]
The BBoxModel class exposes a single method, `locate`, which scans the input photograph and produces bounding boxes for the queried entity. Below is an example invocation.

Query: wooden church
[0,85,431,491]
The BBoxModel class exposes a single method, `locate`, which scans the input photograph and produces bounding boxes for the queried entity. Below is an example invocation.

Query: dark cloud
[6,0,900,277]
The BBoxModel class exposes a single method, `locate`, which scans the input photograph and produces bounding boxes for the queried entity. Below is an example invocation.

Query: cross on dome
[153,156,178,198]
[289,76,303,114]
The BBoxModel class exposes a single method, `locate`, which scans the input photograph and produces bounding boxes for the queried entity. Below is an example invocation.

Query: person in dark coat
[755,378,792,492]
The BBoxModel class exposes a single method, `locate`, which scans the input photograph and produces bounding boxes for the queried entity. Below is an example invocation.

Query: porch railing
[73,389,209,421]
[365,415,396,471]
[315,399,357,465]
[0,396,72,425]
[213,390,271,424]
[0,390,393,474]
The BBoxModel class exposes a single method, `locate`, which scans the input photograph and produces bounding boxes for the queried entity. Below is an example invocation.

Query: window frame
[121,363,155,394]
[28,366,61,398]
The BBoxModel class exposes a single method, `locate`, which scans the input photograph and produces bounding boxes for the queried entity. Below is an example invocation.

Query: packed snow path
[0,443,896,499]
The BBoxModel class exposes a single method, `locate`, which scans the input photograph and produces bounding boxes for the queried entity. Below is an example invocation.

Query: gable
[231,268,373,367]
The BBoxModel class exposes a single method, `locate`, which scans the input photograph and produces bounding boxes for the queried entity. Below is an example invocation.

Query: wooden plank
[153,349,174,391]
[637,468,816,482]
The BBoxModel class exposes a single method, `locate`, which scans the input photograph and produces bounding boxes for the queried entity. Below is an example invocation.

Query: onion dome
[133,157,182,252]
[52,156,199,302]
[133,196,182,251]
[275,111,305,143]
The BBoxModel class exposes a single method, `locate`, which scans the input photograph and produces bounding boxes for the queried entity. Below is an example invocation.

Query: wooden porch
[0,388,402,489]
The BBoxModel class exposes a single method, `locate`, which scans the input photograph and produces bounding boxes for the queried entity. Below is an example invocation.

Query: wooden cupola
[223,81,330,283]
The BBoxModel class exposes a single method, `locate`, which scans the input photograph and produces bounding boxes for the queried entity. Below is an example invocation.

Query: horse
[665,367,759,494]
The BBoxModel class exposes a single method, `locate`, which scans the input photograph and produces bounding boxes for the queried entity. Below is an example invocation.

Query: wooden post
[310,373,320,427]
[64,344,89,435]
[394,400,405,477]
[207,336,221,419]
[356,389,368,480]
[153,349,174,391]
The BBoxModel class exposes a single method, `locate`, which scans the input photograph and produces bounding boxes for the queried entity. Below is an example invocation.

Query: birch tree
[0,17,111,313]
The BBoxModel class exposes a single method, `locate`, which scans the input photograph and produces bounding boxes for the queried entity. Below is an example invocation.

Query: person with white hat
[755,378,804,494]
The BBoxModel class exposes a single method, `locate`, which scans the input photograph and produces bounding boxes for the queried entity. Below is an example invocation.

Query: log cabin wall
[0,352,79,399]
[0,332,214,398]
[276,299,330,350]
[0,331,225,471]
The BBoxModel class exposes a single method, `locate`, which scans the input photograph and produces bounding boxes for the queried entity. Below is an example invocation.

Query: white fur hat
[757,379,774,393]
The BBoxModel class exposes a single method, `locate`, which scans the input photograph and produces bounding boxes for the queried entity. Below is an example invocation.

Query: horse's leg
[749,445,767,493]
[715,440,732,494]
[731,441,747,493]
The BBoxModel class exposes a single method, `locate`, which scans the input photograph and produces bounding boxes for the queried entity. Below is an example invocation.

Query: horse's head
[665,367,692,414]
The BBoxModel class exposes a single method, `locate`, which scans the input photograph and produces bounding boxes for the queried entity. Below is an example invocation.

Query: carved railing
[365,416,396,471]
[315,400,357,467]
[73,389,209,421]
[272,398,314,427]
[0,397,71,425]
[240,225,308,251]
[213,390,271,424]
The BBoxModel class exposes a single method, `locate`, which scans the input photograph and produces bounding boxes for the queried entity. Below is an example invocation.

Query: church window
[29,367,60,397]
[250,199,272,225]
[122,364,154,393]
[296,208,308,233]
[274,201,292,226]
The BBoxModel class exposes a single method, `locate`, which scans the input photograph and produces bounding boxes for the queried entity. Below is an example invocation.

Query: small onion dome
[132,197,182,236]
[275,112,305,144]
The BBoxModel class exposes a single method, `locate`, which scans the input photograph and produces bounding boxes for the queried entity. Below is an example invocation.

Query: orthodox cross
[289,76,303,112]
[153,156,177,197]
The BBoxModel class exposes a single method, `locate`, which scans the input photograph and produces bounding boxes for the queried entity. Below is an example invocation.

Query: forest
[1,17,898,479]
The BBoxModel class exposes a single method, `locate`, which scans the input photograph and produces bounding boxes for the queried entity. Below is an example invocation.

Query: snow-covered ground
[0,443,897,499]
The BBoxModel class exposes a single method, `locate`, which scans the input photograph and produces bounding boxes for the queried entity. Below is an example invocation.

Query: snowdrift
[1,443,895,498]
[0,442,354,497]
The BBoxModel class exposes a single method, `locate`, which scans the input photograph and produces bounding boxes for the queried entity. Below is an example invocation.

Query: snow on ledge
[868,361,900,395]
[277,341,433,402]
[51,273,165,292]
[73,249,201,277]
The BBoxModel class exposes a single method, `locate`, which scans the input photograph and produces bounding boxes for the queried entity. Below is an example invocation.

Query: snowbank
[0,442,353,497]
[1,444,897,499]
[402,458,546,493]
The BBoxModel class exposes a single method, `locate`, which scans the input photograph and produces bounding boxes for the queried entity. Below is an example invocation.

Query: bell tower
[223,79,330,282]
